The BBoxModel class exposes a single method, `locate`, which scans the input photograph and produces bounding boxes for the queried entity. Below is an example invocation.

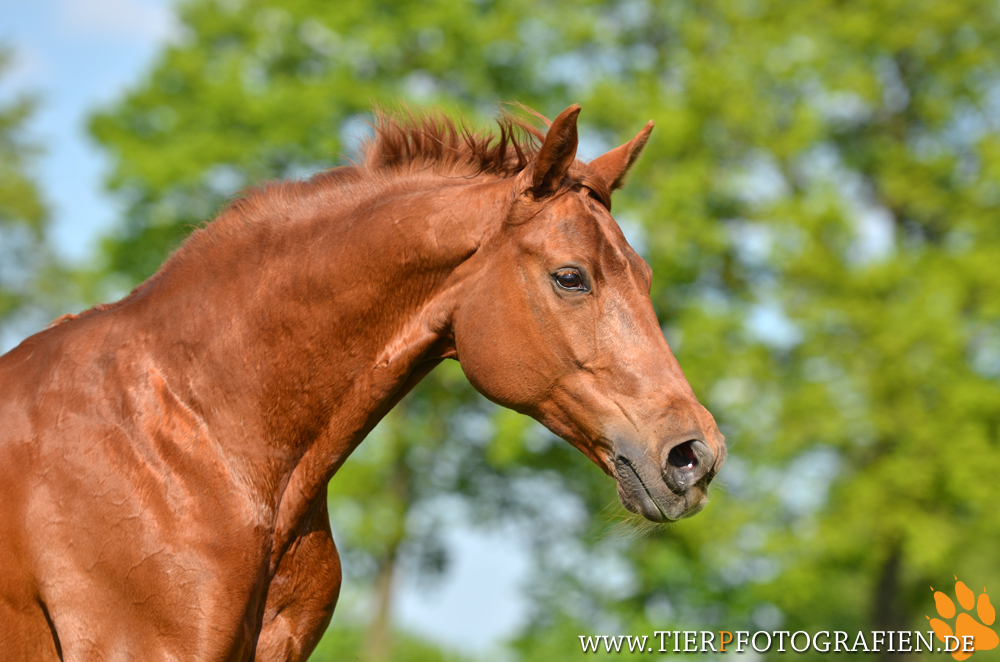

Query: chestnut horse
[0,105,725,661]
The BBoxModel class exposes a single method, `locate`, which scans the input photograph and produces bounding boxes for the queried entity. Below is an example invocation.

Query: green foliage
[0,47,50,326]
[309,624,475,662]
[84,0,1000,659]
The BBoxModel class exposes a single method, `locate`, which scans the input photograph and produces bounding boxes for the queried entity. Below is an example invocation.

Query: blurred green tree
[509,3,1000,660]
[84,1,1000,660]
[0,47,54,344]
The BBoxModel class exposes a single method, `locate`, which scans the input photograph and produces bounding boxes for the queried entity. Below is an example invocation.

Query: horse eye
[554,270,586,291]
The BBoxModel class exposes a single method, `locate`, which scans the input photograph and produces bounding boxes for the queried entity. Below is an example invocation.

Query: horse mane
[50,107,609,328]
[356,106,611,206]
[217,107,563,230]
[359,107,544,179]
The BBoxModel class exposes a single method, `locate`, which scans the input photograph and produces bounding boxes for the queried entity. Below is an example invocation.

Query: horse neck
[131,175,508,483]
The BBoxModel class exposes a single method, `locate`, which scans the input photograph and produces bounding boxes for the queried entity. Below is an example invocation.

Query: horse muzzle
[612,434,725,522]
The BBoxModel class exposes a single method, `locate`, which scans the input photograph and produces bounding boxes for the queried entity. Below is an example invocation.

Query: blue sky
[1,1,530,652]
[2,0,177,264]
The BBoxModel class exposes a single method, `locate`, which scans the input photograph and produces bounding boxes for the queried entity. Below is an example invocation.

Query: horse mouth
[614,454,708,523]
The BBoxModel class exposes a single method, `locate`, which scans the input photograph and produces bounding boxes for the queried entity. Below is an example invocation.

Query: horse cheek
[454,311,536,411]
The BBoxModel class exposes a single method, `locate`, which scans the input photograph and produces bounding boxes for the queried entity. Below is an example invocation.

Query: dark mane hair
[357,107,612,208]
[359,108,544,179]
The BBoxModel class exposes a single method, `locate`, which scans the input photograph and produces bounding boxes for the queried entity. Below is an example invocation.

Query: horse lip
[615,455,669,522]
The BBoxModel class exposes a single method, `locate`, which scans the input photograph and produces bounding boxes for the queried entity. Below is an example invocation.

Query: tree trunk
[872,542,910,660]
[363,448,410,662]
[363,539,399,662]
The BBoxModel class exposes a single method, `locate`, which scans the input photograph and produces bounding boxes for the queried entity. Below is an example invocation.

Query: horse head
[453,105,726,522]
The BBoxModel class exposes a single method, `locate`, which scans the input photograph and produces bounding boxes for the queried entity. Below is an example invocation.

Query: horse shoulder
[0,316,271,660]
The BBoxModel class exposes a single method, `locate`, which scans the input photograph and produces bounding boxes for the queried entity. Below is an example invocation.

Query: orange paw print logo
[926,576,998,661]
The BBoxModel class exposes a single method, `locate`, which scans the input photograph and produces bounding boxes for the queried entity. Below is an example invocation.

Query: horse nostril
[663,439,715,492]
[667,440,699,469]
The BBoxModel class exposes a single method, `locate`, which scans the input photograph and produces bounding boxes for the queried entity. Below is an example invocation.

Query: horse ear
[528,104,581,196]
[589,120,654,192]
